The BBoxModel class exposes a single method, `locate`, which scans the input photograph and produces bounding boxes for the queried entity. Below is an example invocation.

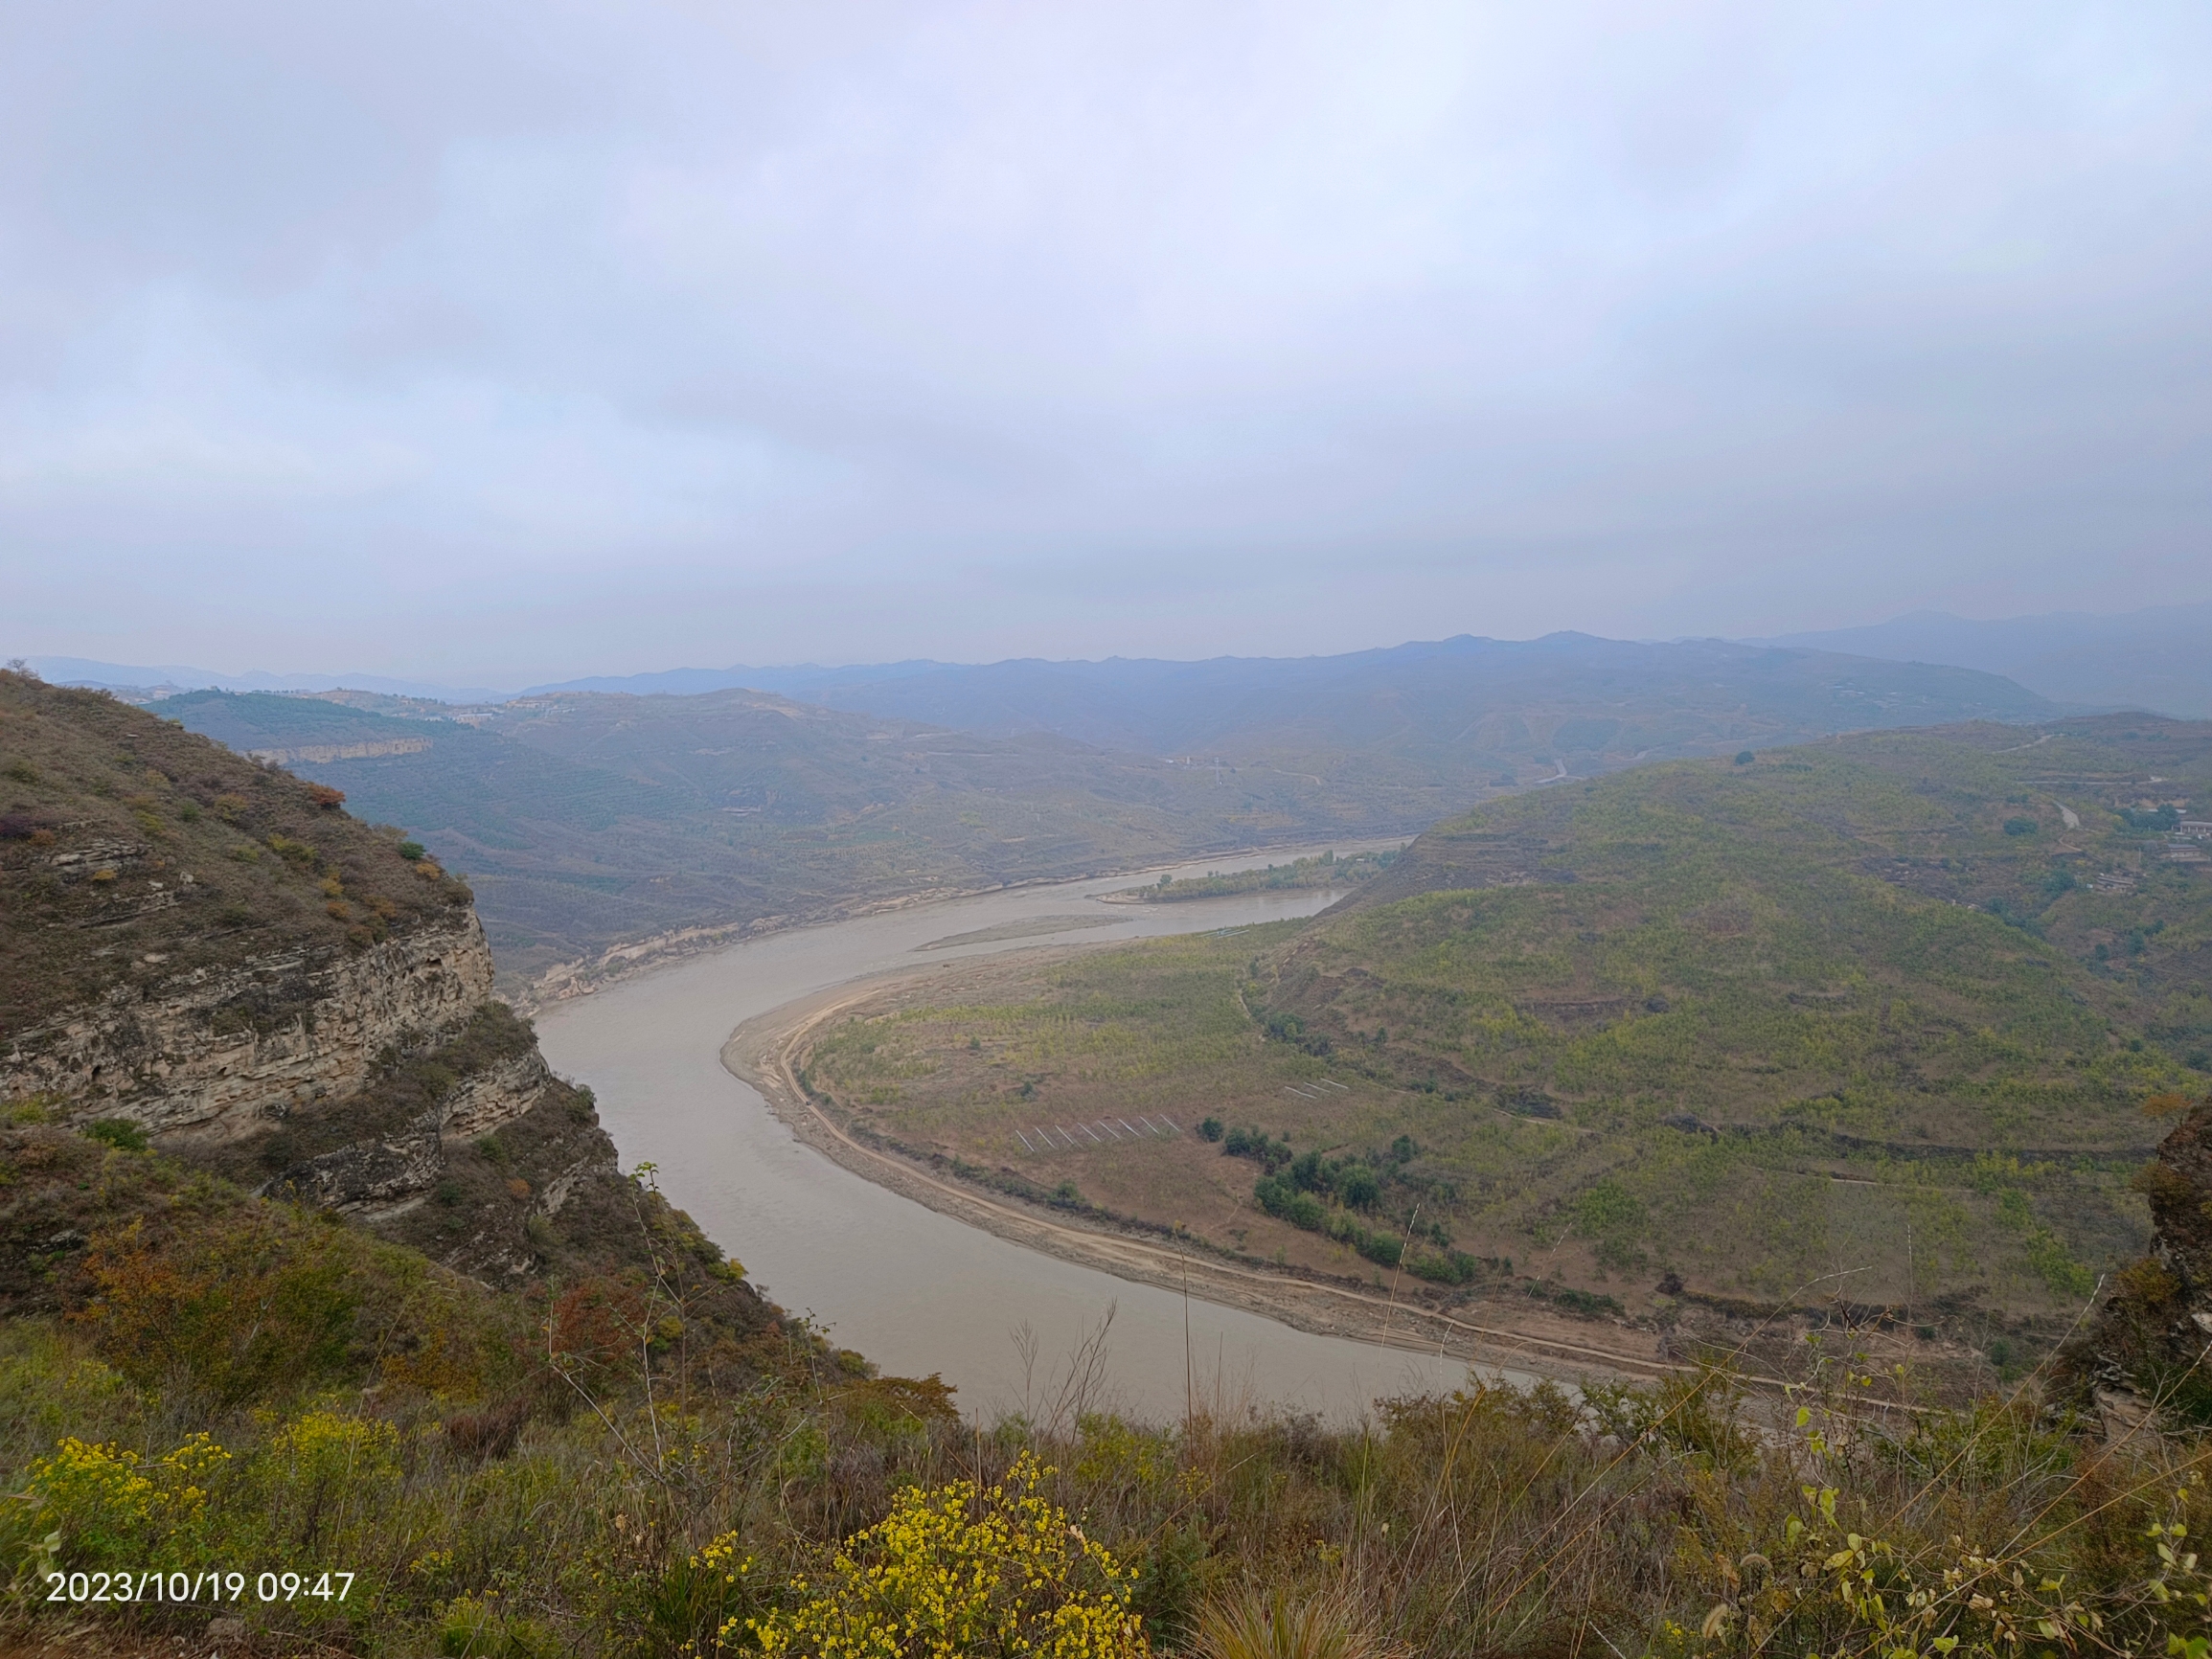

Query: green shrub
[1254,1176,1324,1230]
[82,1118,149,1152]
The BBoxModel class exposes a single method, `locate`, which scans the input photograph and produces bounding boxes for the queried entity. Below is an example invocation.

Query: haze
[4,1,2209,683]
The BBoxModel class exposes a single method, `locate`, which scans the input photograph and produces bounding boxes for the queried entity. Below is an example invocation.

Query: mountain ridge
[151,637,2064,988]
[1749,599,2212,717]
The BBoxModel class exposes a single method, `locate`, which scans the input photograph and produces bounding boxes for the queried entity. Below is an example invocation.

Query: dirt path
[723,966,1690,1388]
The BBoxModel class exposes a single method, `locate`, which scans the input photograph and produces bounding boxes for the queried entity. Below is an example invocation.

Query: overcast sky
[3,1,2209,682]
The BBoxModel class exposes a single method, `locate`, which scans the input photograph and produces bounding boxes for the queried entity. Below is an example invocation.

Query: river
[535,847,1505,1423]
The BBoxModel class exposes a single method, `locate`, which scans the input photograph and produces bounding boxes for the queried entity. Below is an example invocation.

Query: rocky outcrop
[0,670,701,1307]
[261,1046,558,1217]
[268,1113,445,1216]
[2057,1093,2212,1428]
[1,916,494,1139]
[440,1051,555,1140]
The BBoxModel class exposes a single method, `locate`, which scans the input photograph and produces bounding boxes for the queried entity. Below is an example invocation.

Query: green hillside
[1255,717,2209,1307]
[802,716,2212,1332]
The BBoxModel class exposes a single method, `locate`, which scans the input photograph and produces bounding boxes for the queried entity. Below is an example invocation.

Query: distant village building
[2178,820,2212,840]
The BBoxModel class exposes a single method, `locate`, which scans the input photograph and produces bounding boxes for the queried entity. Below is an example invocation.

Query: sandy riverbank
[514,836,1412,1012]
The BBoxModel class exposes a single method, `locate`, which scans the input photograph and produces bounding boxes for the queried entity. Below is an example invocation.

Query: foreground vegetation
[13,1116,2212,1657]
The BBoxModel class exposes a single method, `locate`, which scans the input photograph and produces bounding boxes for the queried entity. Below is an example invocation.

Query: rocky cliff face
[6,896,631,1284]
[0,671,657,1291]
[2060,1093,2212,1428]
[2,914,494,1138]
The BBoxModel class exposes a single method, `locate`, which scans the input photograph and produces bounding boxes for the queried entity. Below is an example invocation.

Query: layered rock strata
[2059,1094,2212,1429]
[2,915,494,1138]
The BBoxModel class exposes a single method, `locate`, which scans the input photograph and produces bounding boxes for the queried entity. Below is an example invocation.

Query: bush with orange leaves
[73,1199,519,1408]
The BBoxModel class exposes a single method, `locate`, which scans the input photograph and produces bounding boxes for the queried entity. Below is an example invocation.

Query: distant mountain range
[1749,600,2212,718]
[22,655,510,704]
[37,597,2209,723]
[524,633,2057,754]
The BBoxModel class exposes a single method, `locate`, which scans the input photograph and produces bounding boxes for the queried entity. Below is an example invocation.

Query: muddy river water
[536,848,1519,1422]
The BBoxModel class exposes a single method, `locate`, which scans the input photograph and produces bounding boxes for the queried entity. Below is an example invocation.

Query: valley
[150,632,2064,997]
[792,716,2212,1377]
[14,14,2212,1650]
[10,665,2212,1659]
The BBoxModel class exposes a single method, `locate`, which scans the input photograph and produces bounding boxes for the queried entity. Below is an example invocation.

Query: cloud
[3,0,2208,676]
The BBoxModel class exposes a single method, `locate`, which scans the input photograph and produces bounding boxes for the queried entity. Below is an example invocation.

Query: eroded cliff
[0,670,705,1293]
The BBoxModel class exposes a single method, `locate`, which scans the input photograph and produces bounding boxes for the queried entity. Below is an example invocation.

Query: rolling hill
[795,715,2212,1337]
[1758,601,2212,718]
[152,687,1423,987]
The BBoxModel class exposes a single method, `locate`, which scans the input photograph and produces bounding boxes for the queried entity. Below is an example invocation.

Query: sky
[3,1,2210,684]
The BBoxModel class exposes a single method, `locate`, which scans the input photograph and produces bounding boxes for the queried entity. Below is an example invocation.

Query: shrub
[743,1452,1147,1658]
[266,832,318,867]
[306,784,346,810]
[1254,1176,1324,1231]
[24,1431,231,1565]
[2003,817,2038,836]
[83,1118,150,1152]
[1222,1127,1290,1171]
[1358,1232,1402,1268]
[1336,1167,1380,1210]
[253,1408,400,1544]
[398,839,425,861]
[1405,1249,1481,1285]
[1198,1117,1223,1143]
[75,1213,363,1408]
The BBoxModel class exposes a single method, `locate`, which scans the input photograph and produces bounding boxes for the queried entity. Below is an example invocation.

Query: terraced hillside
[798,716,2212,1343]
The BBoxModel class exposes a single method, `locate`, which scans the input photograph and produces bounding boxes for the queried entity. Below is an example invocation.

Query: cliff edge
[0,669,756,1307]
